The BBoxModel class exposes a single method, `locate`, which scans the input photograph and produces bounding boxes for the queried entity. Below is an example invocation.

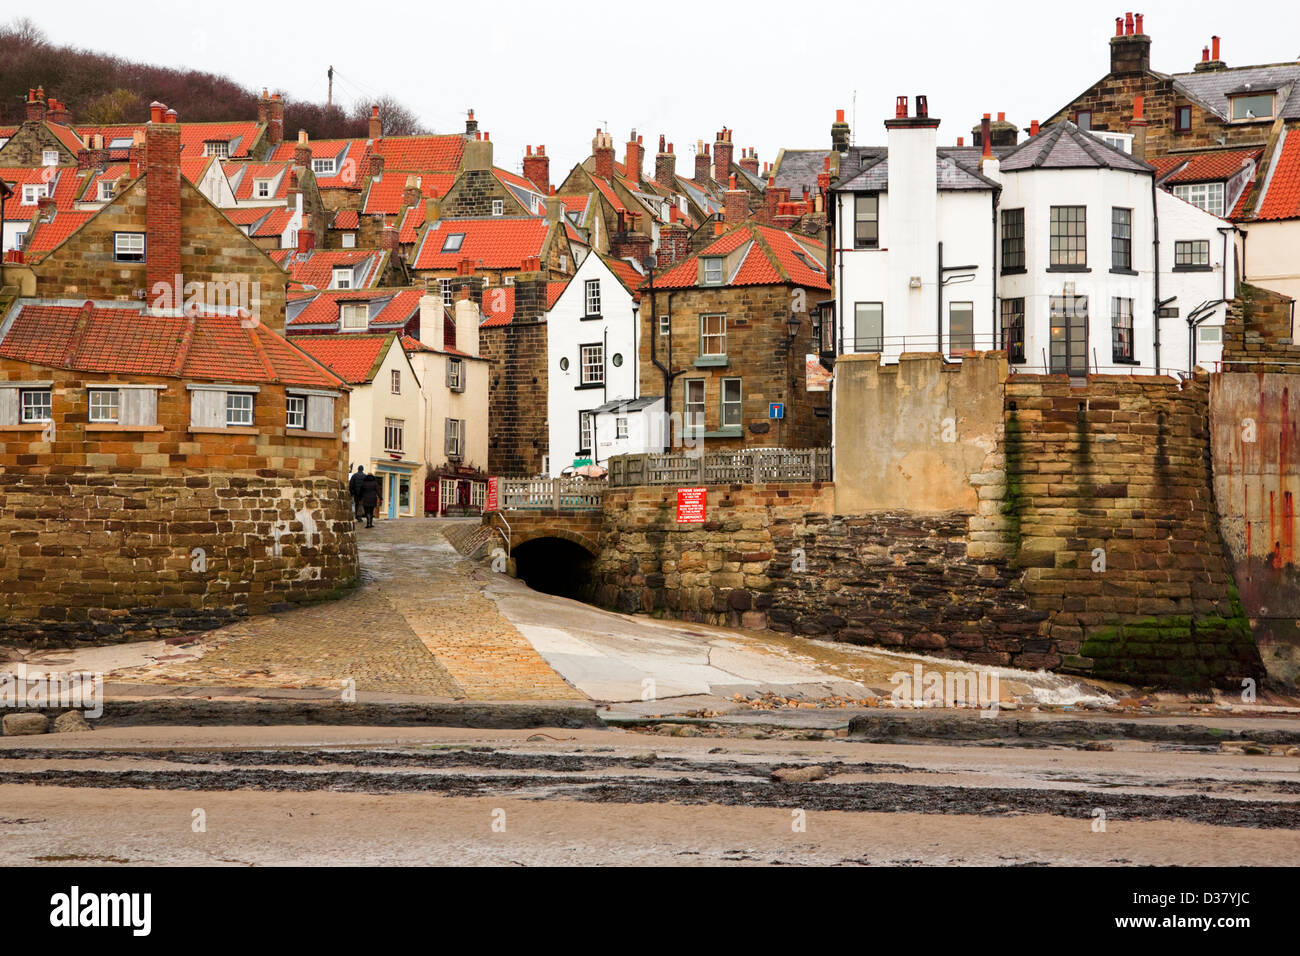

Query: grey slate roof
[1173,65,1300,120]
[999,121,1152,173]
[831,148,999,192]
[592,396,661,414]
[771,148,836,196]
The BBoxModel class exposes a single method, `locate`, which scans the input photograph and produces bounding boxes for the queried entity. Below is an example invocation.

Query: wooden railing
[608,448,832,487]
[496,477,606,512]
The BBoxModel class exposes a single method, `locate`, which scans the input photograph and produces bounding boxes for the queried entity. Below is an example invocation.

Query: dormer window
[21,184,47,205]
[97,180,116,201]
[340,303,368,330]
[332,268,353,290]
[254,179,272,199]
[312,157,336,175]
[1230,92,1274,121]
[42,149,59,166]
[204,140,231,158]
[702,257,724,285]
[442,232,465,253]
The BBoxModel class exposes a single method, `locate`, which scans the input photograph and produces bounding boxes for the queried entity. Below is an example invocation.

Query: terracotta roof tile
[374,135,466,173]
[649,223,828,291]
[398,203,425,243]
[331,209,360,230]
[1160,148,1261,184]
[77,121,263,160]
[1256,132,1300,221]
[0,303,342,387]
[287,288,423,330]
[290,333,394,384]
[22,210,96,259]
[270,248,386,289]
[413,217,550,270]
[362,172,453,215]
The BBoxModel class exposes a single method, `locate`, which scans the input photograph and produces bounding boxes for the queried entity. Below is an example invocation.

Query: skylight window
[442,233,466,253]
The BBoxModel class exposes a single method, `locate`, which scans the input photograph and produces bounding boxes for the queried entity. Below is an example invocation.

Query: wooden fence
[496,477,606,512]
[607,448,831,487]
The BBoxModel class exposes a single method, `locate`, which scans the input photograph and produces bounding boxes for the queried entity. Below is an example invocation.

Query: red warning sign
[676,487,707,523]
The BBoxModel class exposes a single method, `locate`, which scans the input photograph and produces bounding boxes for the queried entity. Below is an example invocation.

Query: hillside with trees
[0,18,424,138]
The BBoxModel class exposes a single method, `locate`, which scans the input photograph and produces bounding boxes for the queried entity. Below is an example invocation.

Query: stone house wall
[478,321,549,476]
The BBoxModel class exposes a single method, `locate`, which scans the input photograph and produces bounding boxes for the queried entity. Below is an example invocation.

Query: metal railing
[608,448,832,487]
[496,477,606,512]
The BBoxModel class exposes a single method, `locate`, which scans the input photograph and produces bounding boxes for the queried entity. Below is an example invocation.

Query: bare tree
[352,95,426,137]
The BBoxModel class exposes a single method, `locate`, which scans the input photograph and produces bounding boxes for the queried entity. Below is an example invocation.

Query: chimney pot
[1115,16,1123,36]
[836,108,845,123]
[895,95,908,119]
[1203,45,1210,62]
[957,136,964,146]
[1212,35,1220,60]
[997,111,1005,122]
[916,95,928,118]
[1125,11,1134,35]
[1030,119,1040,135]
[1135,12,1144,34]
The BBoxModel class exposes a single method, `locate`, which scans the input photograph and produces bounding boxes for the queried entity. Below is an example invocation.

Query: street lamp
[783,313,802,351]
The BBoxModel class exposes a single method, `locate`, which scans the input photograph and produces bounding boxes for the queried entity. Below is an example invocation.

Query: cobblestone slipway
[106,519,582,700]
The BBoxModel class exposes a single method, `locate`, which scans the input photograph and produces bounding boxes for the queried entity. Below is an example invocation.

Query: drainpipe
[836,192,845,354]
[991,189,999,349]
[937,240,944,353]
[1151,175,1161,374]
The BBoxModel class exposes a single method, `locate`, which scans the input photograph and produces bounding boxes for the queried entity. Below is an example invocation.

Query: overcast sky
[29,0,1300,179]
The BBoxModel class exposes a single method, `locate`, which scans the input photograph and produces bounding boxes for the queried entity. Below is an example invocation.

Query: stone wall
[0,473,358,647]
[1210,371,1300,685]
[1224,283,1298,372]
[479,321,549,476]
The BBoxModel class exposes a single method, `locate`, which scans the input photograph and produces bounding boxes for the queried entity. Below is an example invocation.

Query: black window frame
[1111,297,1135,364]
[1174,240,1211,271]
[1049,205,1088,270]
[854,193,879,249]
[1111,207,1133,273]
[1000,298,1026,364]
[1000,208,1025,274]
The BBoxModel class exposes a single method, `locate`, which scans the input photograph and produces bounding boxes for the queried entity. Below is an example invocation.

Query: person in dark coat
[348,466,366,520]
[360,473,382,528]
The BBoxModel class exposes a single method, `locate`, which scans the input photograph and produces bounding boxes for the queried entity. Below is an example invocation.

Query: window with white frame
[585,278,601,316]
[340,303,368,330]
[391,369,401,394]
[88,389,120,423]
[226,392,254,426]
[341,233,356,248]
[440,477,458,509]
[42,149,59,166]
[114,232,145,262]
[700,314,726,356]
[471,481,486,508]
[313,157,336,175]
[1049,206,1087,267]
[444,418,463,457]
[446,358,464,391]
[254,179,272,199]
[1230,93,1274,121]
[286,394,306,429]
[580,344,604,385]
[578,411,593,453]
[684,379,705,430]
[1173,182,1225,217]
[492,199,503,216]
[721,377,742,428]
[659,314,670,336]
[332,268,353,290]
[13,228,26,250]
[1093,131,1132,153]
[854,194,879,248]
[615,416,629,439]
[21,184,46,205]
[98,180,116,201]
[20,388,52,423]
[203,141,230,158]
[702,257,724,285]
[854,302,883,353]
[385,418,404,453]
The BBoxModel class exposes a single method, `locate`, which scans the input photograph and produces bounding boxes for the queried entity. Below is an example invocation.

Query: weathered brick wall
[1004,374,1260,686]
[638,284,830,451]
[479,322,548,476]
[32,177,289,335]
[0,122,77,166]
[440,169,523,217]
[1224,283,1298,372]
[591,483,833,625]
[0,473,358,647]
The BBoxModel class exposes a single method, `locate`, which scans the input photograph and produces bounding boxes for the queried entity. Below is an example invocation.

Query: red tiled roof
[77,121,263,160]
[398,203,425,243]
[400,333,434,353]
[222,206,275,227]
[270,248,386,289]
[591,176,625,213]
[46,122,85,154]
[547,280,568,309]
[0,303,343,387]
[1256,133,1300,222]
[331,209,360,230]
[362,172,453,215]
[251,207,295,238]
[413,217,550,270]
[1230,179,1255,220]
[558,194,589,218]
[81,164,130,202]
[268,138,366,189]
[224,161,294,201]
[180,156,215,187]
[480,287,515,327]
[374,135,465,173]
[1163,149,1261,185]
[650,223,829,291]
[290,333,394,384]
[22,210,95,259]
[287,288,423,330]
[601,254,645,301]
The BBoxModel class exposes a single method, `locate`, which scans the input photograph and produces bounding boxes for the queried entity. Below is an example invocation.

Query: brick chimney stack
[464,131,492,171]
[1110,11,1152,75]
[738,147,760,176]
[724,174,747,223]
[269,93,284,147]
[624,132,643,185]
[403,175,422,209]
[25,87,47,123]
[657,220,691,266]
[258,89,269,126]
[294,130,312,168]
[523,145,550,193]
[694,141,711,187]
[592,129,615,181]
[145,103,183,307]
[511,255,549,326]
[465,109,478,136]
[46,97,71,126]
[655,136,677,188]
[1195,34,1226,71]
[449,257,483,311]
[381,218,399,251]
[1128,95,1148,161]
[368,105,382,141]
[713,128,733,184]
[831,108,851,151]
